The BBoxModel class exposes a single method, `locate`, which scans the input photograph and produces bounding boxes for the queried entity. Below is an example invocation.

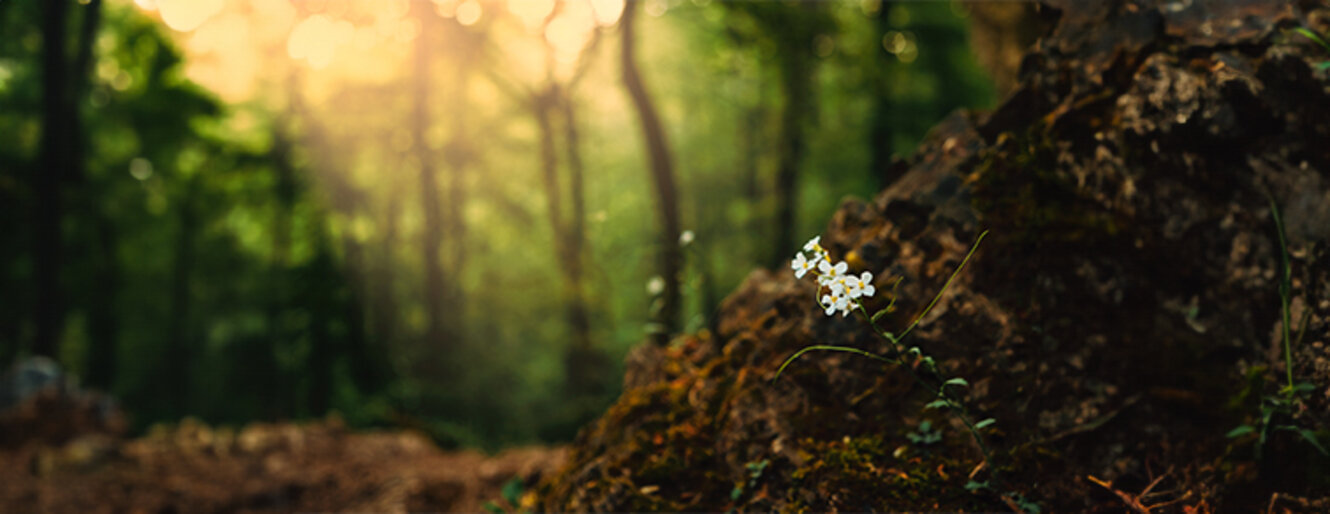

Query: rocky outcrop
[540,1,1330,511]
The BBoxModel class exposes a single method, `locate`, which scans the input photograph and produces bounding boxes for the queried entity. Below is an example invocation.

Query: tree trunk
[620,0,682,345]
[770,37,813,270]
[164,176,200,415]
[533,91,593,354]
[413,6,449,364]
[33,0,72,358]
[444,35,470,351]
[85,217,118,390]
[868,1,896,189]
[76,0,114,390]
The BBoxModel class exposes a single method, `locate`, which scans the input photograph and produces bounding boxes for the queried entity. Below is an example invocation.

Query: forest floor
[0,392,564,513]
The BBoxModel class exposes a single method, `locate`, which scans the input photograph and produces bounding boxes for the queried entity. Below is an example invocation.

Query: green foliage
[907,420,942,446]
[1226,199,1328,460]
[1292,27,1330,70]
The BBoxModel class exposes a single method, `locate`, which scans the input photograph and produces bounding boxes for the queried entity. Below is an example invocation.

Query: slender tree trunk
[85,218,118,390]
[414,7,449,361]
[165,176,200,415]
[445,41,470,348]
[621,0,682,345]
[306,230,335,417]
[33,0,72,358]
[560,94,592,351]
[75,0,116,390]
[264,125,297,418]
[869,1,896,189]
[771,44,813,269]
[374,186,400,356]
[534,92,593,353]
[340,232,384,394]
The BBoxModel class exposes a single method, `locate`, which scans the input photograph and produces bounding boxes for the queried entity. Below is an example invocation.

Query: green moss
[970,129,1126,244]
[785,435,996,511]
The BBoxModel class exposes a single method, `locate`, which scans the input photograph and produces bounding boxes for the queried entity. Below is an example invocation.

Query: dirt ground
[0,392,564,514]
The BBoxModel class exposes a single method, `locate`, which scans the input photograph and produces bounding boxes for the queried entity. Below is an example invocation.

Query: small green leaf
[501,478,524,505]
[975,418,996,430]
[1318,61,1330,71]
[925,399,951,410]
[731,485,743,501]
[1226,425,1255,438]
[1278,426,1330,456]
[872,309,889,323]
[1295,27,1330,52]
[943,377,969,389]
[964,480,989,492]
[483,501,505,514]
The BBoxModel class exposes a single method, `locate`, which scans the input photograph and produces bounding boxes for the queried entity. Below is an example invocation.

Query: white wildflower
[817,259,848,287]
[858,271,876,297]
[791,252,817,279]
[821,292,850,317]
[679,230,694,246]
[803,235,822,252]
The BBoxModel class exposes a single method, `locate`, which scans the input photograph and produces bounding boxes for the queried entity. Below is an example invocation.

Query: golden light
[375,0,412,22]
[246,0,297,43]
[589,0,625,26]
[644,0,668,18]
[287,15,355,70]
[187,13,258,101]
[545,0,595,63]
[507,0,556,30]
[157,0,224,32]
[456,0,483,26]
[432,0,459,18]
[133,0,157,12]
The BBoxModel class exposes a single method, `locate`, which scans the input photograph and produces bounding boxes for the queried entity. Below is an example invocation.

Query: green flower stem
[896,230,988,342]
[1269,196,1294,396]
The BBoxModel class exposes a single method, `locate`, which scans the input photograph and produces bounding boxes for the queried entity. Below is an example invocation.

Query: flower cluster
[791,236,876,317]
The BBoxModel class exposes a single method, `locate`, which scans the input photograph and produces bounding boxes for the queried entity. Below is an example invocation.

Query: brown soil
[0,392,563,514]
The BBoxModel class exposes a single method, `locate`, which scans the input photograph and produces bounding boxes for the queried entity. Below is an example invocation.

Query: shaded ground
[0,391,563,513]
[539,0,1330,512]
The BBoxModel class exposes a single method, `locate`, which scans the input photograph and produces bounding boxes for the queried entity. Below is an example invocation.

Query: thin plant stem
[1269,196,1294,395]
[897,230,988,342]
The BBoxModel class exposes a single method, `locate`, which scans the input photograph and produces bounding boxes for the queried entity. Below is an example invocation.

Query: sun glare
[589,0,625,26]
[456,0,483,27]
[507,0,557,31]
[546,0,596,63]
[287,14,356,70]
[157,0,224,32]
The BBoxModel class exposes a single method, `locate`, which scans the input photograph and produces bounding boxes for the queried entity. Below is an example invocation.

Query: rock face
[540,1,1330,511]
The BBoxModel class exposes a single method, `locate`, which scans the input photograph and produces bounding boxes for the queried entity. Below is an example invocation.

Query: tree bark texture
[621,0,683,345]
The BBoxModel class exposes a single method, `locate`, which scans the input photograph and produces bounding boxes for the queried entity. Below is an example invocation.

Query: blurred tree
[720,1,834,270]
[621,0,682,344]
[965,2,1051,98]
[34,0,74,358]
[413,3,453,378]
[484,13,606,396]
